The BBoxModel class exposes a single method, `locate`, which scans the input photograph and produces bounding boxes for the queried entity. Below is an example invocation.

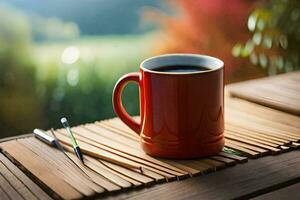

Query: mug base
[141,137,225,159]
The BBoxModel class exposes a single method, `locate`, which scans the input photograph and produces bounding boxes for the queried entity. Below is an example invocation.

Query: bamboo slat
[225,129,283,147]
[19,139,101,196]
[226,110,300,138]
[229,110,300,136]
[174,160,214,174]
[217,152,248,163]
[23,139,104,194]
[78,125,188,174]
[225,139,269,155]
[95,122,140,141]
[54,130,184,179]
[100,160,154,185]
[0,186,10,200]
[0,161,38,200]
[226,120,299,142]
[224,132,281,153]
[211,156,236,166]
[290,142,300,148]
[0,153,52,200]
[156,159,201,176]
[64,152,121,192]
[78,156,132,189]
[0,172,23,200]
[225,124,289,145]
[224,142,260,158]
[225,131,280,148]
[198,159,226,170]
[1,141,83,199]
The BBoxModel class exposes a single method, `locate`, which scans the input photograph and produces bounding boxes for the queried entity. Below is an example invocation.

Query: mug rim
[140,53,224,75]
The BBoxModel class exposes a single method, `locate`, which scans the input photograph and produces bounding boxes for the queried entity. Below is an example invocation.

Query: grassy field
[33,34,154,82]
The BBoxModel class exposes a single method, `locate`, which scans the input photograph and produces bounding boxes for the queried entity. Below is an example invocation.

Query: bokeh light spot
[67,68,79,86]
[61,46,80,64]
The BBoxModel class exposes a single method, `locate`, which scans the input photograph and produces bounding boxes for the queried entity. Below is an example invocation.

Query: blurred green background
[0,0,160,138]
[0,0,299,138]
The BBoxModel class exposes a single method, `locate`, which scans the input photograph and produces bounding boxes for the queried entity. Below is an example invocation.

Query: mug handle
[112,72,141,135]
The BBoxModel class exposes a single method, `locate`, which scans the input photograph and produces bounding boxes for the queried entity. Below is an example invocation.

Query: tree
[0,5,44,137]
[233,0,300,75]
[143,0,261,82]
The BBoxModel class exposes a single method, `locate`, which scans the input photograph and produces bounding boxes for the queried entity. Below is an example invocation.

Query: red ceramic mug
[113,54,224,158]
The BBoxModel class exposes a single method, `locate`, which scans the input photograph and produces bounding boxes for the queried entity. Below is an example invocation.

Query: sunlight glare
[61,46,80,64]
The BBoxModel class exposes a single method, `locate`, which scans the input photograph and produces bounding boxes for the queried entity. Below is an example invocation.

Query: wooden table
[108,150,300,200]
[1,137,299,200]
[0,72,299,200]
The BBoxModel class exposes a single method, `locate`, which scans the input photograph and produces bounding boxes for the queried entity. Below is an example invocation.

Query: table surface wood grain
[1,136,299,199]
[106,150,300,200]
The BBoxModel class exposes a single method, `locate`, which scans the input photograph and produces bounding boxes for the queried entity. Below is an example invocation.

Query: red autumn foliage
[144,0,262,82]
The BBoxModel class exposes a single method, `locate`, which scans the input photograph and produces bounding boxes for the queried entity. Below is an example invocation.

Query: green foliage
[0,5,44,137]
[0,5,31,63]
[233,0,300,75]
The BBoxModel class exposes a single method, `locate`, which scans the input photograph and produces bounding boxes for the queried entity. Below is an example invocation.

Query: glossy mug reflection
[113,54,224,158]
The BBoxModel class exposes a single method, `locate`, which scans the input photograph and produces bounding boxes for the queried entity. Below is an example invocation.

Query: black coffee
[153,65,210,73]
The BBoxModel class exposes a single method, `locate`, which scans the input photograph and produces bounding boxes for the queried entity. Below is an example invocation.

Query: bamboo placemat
[227,71,300,115]
[1,97,300,199]
[0,152,52,200]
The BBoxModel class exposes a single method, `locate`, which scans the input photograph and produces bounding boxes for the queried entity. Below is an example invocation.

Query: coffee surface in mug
[153,65,210,73]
